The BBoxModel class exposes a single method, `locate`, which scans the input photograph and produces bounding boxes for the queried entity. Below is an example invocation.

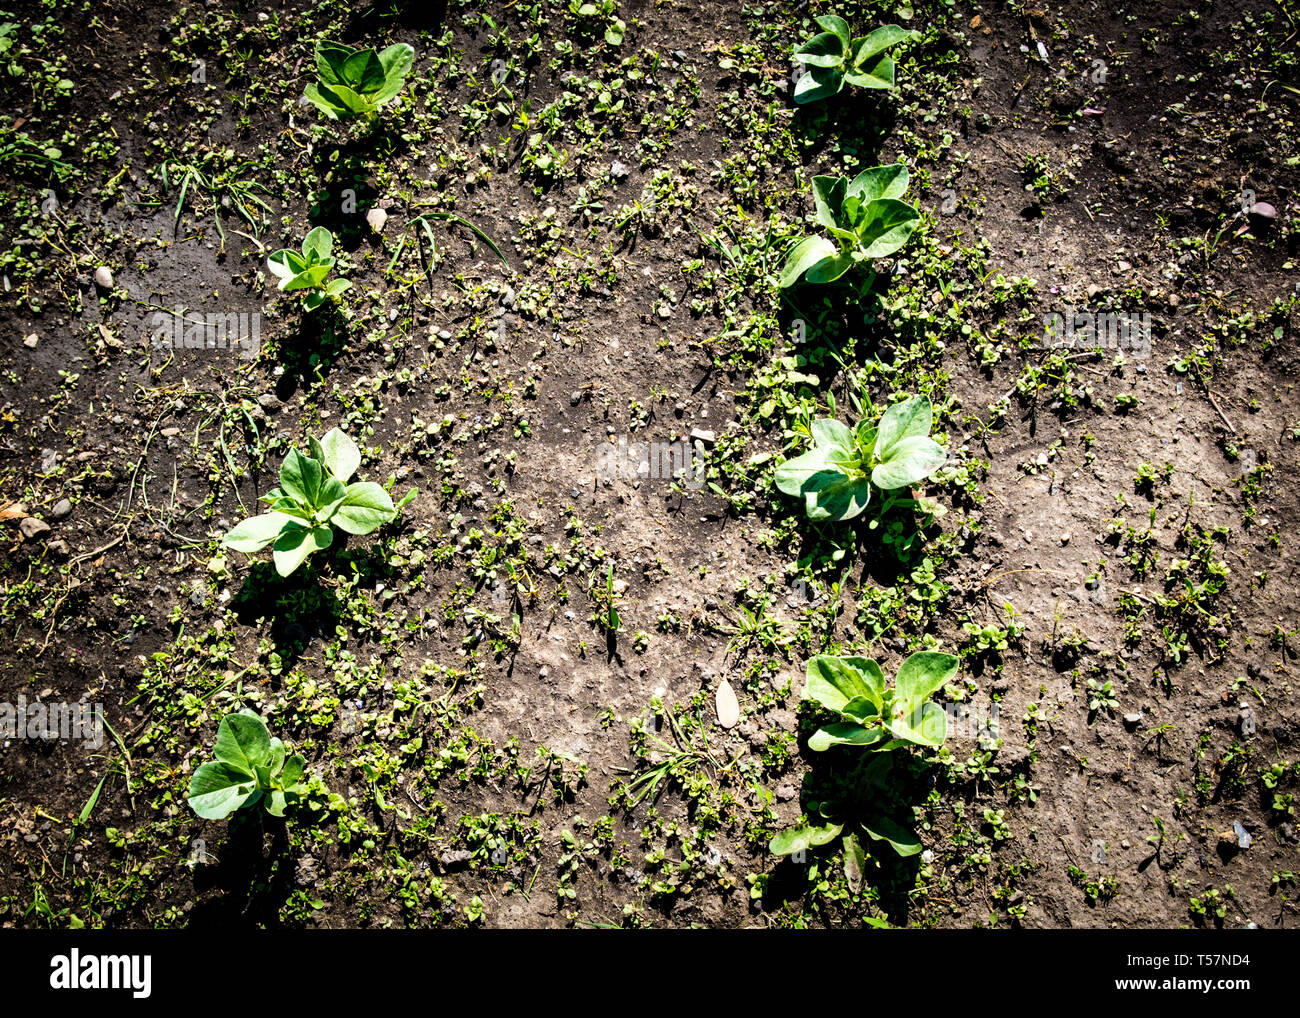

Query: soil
[0,0,1297,929]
